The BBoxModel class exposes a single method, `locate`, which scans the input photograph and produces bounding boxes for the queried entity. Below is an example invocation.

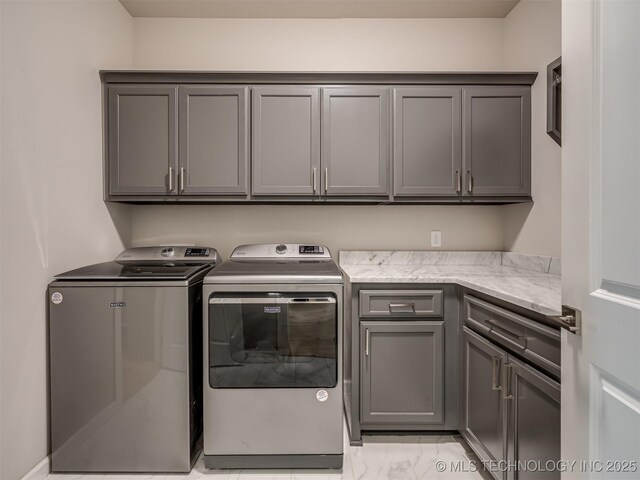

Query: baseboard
[20,457,49,480]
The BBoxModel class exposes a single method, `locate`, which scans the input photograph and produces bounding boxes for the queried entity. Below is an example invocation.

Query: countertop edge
[340,271,561,317]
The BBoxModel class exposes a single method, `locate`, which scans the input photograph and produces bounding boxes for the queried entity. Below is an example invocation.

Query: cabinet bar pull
[456,170,461,193]
[324,167,329,194]
[168,167,174,192]
[486,319,528,342]
[467,170,473,193]
[365,328,370,356]
[312,167,317,194]
[388,303,415,313]
[503,364,514,400]
[491,356,502,391]
[180,167,186,192]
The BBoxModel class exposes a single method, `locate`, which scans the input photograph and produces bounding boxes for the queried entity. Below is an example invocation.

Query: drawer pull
[491,356,502,391]
[486,319,528,342]
[388,303,415,313]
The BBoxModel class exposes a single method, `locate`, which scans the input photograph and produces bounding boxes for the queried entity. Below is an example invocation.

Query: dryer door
[208,293,337,388]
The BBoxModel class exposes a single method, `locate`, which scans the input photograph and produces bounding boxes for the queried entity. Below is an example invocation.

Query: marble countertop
[339,251,562,316]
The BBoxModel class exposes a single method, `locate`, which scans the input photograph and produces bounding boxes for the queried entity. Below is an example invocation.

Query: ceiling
[119,0,521,19]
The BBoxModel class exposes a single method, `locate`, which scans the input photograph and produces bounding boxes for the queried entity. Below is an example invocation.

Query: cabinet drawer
[359,290,443,318]
[463,294,560,376]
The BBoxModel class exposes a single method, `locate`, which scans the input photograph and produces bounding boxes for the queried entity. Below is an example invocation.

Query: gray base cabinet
[360,321,444,425]
[462,327,560,480]
[507,356,561,480]
[462,327,508,471]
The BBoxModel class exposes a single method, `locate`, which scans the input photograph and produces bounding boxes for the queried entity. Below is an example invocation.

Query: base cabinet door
[462,327,507,479]
[360,321,443,425]
[506,357,561,480]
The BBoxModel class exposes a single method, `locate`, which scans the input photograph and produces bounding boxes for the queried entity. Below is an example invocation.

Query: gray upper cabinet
[507,357,560,480]
[462,327,507,478]
[322,88,390,196]
[393,88,462,196]
[360,321,444,425]
[108,85,178,195]
[103,73,534,202]
[178,86,248,195]
[462,86,531,197]
[252,87,320,196]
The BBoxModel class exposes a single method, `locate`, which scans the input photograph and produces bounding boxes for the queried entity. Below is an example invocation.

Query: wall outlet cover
[431,230,442,248]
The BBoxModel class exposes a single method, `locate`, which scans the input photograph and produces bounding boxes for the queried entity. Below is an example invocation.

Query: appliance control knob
[161,247,175,257]
[275,244,287,255]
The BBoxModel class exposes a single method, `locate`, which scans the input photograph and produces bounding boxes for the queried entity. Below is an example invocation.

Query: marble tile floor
[45,433,492,480]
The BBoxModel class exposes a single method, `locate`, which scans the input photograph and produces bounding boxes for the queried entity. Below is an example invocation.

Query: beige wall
[0,2,133,478]
[502,0,562,256]
[133,17,504,71]
[131,17,507,253]
[132,205,504,260]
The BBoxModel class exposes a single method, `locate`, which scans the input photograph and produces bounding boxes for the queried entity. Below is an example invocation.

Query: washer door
[208,293,337,388]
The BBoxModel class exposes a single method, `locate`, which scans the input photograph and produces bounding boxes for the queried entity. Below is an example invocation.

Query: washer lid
[54,261,215,281]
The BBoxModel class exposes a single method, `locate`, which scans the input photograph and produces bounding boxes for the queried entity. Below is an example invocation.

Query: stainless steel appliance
[48,246,219,473]
[203,244,343,469]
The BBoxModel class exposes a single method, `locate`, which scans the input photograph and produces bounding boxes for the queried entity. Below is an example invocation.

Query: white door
[562,0,640,478]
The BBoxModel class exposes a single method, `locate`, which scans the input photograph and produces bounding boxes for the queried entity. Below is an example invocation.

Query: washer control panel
[231,244,331,260]
[116,246,218,264]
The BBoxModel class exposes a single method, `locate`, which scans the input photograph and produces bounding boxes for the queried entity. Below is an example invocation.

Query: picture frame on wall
[547,56,562,146]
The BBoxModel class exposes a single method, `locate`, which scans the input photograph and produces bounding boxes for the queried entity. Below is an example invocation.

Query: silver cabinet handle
[503,364,514,400]
[365,328,370,357]
[180,167,186,192]
[491,356,502,391]
[388,303,415,313]
[467,170,473,193]
[168,167,174,191]
[312,167,317,194]
[456,170,462,193]
[324,167,329,194]
[486,319,528,342]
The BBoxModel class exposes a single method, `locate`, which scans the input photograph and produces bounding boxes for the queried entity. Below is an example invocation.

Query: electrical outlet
[431,230,442,248]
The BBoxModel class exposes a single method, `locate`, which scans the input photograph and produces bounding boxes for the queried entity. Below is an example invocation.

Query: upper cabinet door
[108,85,178,196]
[178,86,248,195]
[394,87,462,196]
[322,88,390,196]
[462,86,531,197]
[252,87,320,196]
